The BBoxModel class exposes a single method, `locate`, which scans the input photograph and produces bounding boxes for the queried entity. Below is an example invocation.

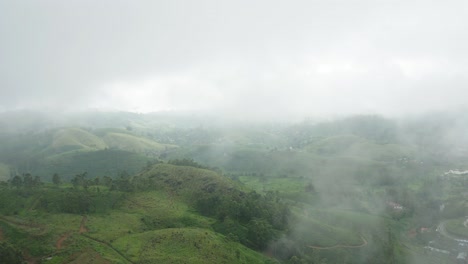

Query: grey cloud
[1,0,467,117]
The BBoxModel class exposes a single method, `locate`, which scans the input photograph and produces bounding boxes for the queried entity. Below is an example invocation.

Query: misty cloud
[1,0,467,118]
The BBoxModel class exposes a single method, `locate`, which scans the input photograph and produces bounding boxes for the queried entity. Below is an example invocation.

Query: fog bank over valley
[2,1,468,263]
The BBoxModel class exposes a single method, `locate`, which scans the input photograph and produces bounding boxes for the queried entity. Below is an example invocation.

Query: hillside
[1,112,468,263]
[52,128,107,152]
[38,149,150,180]
[133,163,236,196]
[0,127,179,180]
[103,132,176,154]
[0,166,276,263]
[51,128,175,155]
[133,162,290,251]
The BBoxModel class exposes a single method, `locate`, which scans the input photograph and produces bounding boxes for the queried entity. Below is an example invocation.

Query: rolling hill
[103,132,176,154]
[52,128,107,152]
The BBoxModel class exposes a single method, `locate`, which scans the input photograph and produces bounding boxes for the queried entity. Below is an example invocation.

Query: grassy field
[403,244,455,264]
[52,128,107,152]
[444,218,468,238]
[103,132,177,153]
[115,228,270,264]
[0,216,53,257]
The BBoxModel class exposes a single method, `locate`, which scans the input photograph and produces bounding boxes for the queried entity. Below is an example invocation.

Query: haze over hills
[2,0,468,262]
[0,110,468,263]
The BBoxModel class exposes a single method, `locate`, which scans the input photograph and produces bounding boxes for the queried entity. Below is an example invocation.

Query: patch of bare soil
[56,232,71,250]
[55,216,89,252]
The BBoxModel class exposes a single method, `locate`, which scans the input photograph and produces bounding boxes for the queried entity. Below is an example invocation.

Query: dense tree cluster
[195,189,289,250]
[8,173,42,189]
[0,242,23,264]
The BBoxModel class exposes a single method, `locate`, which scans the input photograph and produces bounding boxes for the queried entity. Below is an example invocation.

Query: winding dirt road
[437,221,468,242]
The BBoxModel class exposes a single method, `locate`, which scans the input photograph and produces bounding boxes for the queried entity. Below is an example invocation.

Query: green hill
[133,163,236,197]
[0,127,180,180]
[52,128,106,152]
[133,163,289,250]
[103,132,176,153]
[50,128,176,156]
[0,175,275,263]
[113,228,268,264]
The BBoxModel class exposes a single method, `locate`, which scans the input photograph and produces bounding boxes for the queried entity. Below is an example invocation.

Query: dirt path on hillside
[23,251,39,264]
[55,215,88,251]
[56,232,70,250]
[76,215,133,263]
[307,236,368,250]
[79,215,89,233]
[28,194,43,211]
[80,234,135,264]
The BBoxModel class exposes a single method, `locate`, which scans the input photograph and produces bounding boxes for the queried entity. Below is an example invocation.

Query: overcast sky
[1,0,467,119]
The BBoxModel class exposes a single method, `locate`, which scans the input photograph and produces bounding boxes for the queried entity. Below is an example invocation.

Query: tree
[33,175,42,187]
[0,241,23,264]
[247,218,274,250]
[289,256,302,264]
[62,191,92,214]
[10,175,22,189]
[114,177,133,192]
[305,182,315,193]
[0,181,7,188]
[103,176,113,187]
[71,172,88,190]
[93,176,100,186]
[52,173,61,186]
[22,173,33,188]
